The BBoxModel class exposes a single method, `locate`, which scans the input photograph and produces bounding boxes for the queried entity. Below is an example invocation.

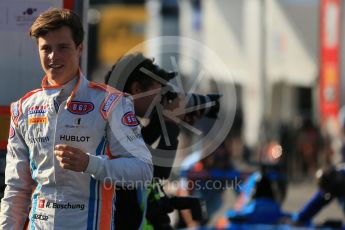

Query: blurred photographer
[105,53,204,229]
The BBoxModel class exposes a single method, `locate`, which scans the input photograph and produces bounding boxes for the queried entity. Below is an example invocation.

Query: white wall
[266,0,318,86]
[199,0,319,145]
[201,0,264,146]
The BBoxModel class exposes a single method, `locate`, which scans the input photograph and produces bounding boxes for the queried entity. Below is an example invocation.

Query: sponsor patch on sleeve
[67,101,94,115]
[9,126,15,139]
[102,94,118,113]
[100,93,121,119]
[121,111,139,127]
[11,102,22,127]
[11,102,19,118]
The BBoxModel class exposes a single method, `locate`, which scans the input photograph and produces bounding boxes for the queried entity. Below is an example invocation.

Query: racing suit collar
[41,69,86,107]
[41,69,81,89]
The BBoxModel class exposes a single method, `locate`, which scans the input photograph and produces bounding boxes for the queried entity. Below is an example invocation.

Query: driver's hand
[54,144,89,172]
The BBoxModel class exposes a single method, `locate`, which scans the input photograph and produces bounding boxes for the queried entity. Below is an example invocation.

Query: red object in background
[319,0,341,123]
[0,106,10,150]
[63,0,74,10]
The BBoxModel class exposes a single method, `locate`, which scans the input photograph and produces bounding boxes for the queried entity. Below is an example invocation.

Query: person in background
[293,164,345,227]
[0,8,152,229]
[106,53,188,178]
[295,117,322,178]
[338,106,345,163]
[106,53,198,229]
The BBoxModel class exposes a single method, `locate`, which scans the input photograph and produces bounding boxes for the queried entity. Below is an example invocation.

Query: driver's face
[38,26,82,85]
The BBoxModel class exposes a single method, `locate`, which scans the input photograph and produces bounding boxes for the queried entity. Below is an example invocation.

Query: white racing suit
[0,74,153,230]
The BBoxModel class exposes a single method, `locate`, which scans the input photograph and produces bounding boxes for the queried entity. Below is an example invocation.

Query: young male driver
[0,8,152,229]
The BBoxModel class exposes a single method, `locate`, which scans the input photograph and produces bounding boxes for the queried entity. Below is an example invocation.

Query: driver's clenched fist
[54,144,89,172]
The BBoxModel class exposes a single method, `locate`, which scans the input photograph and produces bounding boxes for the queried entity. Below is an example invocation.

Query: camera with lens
[152,67,222,120]
[162,88,221,119]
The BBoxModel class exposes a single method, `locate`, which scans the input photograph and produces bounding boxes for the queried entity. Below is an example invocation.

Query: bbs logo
[67,101,94,115]
[122,111,139,127]
[33,214,48,221]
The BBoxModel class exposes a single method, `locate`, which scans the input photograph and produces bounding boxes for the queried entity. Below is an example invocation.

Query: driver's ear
[129,81,142,94]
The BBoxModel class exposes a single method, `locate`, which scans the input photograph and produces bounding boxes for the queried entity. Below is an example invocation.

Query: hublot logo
[60,135,90,142]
